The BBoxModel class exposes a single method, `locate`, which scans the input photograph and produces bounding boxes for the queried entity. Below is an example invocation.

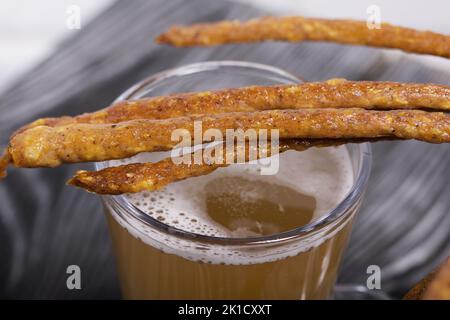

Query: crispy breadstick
[403,273,436,300]
[422,256,450,300]
[68,138,383,194]
[0,151,10,179]
[68,139,306,194]
[5,80,449,179]
[8,109,450,168]
[16,80,450,134]
[404,256,450,300]
[156,16,450,58]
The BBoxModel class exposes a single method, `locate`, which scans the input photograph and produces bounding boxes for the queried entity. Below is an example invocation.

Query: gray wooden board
[0,0,448,299]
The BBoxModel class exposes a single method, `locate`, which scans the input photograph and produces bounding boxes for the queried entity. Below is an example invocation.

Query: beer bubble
[113,146,354,264]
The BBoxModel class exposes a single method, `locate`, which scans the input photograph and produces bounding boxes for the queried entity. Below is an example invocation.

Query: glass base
[333,284,391,300]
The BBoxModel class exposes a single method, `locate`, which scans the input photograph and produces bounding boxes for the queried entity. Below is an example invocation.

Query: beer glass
[97,61,372,299]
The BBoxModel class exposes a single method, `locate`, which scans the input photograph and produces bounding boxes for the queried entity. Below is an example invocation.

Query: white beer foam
[106,146,355,264]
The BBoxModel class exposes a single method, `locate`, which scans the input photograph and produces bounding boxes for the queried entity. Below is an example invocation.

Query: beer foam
[106,146,355,264]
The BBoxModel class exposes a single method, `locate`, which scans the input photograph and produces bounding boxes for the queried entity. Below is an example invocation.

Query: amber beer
[103,146,361,299]
[99,61,371,300]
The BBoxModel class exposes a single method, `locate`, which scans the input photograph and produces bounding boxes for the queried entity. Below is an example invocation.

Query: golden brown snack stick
[68,139,305,194]
[68,138,382,194]
[404,256,450,300]
[156,16,450,58]
[9,108,450,168]
[16,80,450,134]
[403,272,436,300]
[423,257,450,300]
[0,151,10,179]
[5,80,449,179]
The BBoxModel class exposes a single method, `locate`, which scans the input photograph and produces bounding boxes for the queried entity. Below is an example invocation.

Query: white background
[1,0,449,93]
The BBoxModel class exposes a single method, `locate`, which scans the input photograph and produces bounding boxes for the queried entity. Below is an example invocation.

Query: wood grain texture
[0,0,448,299]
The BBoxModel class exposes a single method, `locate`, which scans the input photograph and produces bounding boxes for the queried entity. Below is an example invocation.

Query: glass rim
[96,60,372,246]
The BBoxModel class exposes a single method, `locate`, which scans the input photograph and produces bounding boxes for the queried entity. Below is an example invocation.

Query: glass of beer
[97,61,372,299]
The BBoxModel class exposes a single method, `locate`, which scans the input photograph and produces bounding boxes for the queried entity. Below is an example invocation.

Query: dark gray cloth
[0,0,448,299]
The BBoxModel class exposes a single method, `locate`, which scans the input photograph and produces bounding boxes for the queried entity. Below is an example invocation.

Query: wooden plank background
[0,0,448,299]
